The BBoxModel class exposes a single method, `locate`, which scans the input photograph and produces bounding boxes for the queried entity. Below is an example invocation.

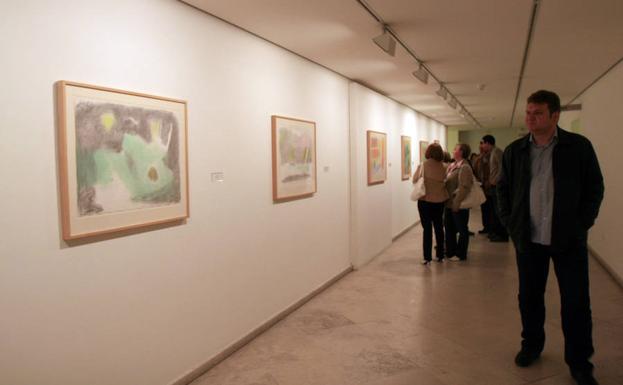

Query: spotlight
[436,85,448,99]
[447,98,457,109]
[412,63,429,84]
[372,26,396,57]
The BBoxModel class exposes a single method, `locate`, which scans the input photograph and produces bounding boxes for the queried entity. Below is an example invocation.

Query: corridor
[194,216,623,385]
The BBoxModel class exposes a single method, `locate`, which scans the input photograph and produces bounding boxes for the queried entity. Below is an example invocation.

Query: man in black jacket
[497,90,604,385]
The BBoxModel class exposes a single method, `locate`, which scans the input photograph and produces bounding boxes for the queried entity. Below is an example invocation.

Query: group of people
[411,90,604,385]
[413,139,492,264]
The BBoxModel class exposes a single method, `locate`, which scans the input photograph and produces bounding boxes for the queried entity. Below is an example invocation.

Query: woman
[413,143,449,265]
[444,143,474,261]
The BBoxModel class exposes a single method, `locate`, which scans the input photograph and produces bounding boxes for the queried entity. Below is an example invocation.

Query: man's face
[525,102,559,136]
[480,141,491,153]
[479,141,486,153]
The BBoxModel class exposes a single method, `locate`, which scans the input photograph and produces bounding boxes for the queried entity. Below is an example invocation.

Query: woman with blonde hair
[413,143,449,264]
[444,143,475,261]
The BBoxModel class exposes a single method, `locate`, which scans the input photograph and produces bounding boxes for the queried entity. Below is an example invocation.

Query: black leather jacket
[497,127,604,252]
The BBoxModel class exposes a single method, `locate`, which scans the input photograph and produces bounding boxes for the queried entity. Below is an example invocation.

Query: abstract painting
[57,81,189,240]
[367,130,386,185]
[271,115,316,202]
[419,140,429,164]
[401,136,412,180]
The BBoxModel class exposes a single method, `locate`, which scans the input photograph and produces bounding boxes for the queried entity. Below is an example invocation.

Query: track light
[447,98,457,109]
[412,63,429,84]
[372,26,396,57]
[436,85,448,99]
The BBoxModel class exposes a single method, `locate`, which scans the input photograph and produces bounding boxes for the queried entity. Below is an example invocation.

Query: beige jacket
[413,159,449,203]
[445,161,474,210]
[489,146,503,185]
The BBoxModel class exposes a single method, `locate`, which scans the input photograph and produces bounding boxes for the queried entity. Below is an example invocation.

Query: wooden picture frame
[367,130,387,185]
[401,135,412,180]
[419,140,429,164]
[271,115,317,202]
[57,81,189,240]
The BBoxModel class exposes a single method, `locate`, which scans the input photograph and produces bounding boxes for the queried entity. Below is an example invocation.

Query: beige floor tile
[191,212,623,385]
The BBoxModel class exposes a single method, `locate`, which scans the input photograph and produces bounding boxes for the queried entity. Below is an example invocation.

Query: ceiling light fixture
[412,63,429,84]
[372,26,396,57]
[436,85,448,100]
[447,98,457,109]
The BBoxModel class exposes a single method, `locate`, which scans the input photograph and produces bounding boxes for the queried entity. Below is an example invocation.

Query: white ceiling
[182,0,623,130]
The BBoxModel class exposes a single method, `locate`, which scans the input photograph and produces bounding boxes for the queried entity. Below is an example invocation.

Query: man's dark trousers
[516,240,594,373]
[490,186,508,238]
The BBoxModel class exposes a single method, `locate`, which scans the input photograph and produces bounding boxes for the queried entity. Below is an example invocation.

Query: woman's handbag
[459,174,487,209]
[410,164,426,201]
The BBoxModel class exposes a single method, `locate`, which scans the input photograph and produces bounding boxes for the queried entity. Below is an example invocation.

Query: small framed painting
[271,115,317,202]
[367,130,387,185]
[57,81,189,240]
[401,135,412,180]
[419,140,429,164]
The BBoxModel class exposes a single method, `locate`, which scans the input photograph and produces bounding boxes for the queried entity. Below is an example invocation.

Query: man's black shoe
[571,371,599,385]
[514,349,540,367]
[468,231,475,237]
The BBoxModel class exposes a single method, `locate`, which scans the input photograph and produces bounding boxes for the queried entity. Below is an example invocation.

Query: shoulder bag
[410,164,426,201]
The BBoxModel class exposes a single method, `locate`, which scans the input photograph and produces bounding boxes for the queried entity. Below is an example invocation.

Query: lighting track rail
[356,0,481,128]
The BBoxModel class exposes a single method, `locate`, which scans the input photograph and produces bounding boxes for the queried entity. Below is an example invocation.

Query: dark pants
[481,194,493,231]
[444,208,470,260]
[516,242,594,373]
[490,186,508,238]
[418,200,445,261]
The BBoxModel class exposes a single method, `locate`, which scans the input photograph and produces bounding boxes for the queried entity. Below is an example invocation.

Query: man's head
[480,134,495,153]
[526,90,560,137]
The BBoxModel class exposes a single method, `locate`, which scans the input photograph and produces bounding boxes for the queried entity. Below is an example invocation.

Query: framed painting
[271,115,317,202]
[419,140,429,164]
[367,130,386,185]
[57,81,189,240]
[400,135,412,180]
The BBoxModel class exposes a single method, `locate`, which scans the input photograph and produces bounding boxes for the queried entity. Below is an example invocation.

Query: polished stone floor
[192,217,623,385]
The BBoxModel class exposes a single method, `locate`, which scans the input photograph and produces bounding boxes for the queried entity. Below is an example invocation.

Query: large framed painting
[57,81,189,240]
[419,140,429,164]
[271,115,317,202]
[401,135,412,180]
[367,130,387,185]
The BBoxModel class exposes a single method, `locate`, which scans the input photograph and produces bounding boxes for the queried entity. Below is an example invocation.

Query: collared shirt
[529,130,558,245]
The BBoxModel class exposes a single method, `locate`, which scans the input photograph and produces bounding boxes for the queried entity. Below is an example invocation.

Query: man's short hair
[482,135,495,145]
[527,90,561,114]
[425,143,444,161]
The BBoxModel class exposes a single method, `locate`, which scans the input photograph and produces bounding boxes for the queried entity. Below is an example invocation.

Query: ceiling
[181,0,623,131]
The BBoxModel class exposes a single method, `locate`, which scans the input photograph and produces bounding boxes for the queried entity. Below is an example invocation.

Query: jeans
[516,241,594,372]
[444,208,470,259]
[417,200,445,261]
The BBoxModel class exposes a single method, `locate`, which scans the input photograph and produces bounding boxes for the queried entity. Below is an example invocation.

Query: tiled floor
[192,216,623,385]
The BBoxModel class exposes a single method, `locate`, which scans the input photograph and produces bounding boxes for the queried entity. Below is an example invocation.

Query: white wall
[349,83,446,268]
[0,1,350,384]
[578,61,623,282]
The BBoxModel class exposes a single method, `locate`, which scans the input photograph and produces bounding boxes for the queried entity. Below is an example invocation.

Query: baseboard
[588,245,623,289]
[170,265,354,385]
[392,220,419,242]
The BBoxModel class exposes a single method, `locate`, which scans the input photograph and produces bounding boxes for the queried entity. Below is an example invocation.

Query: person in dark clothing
[481,134,509,242]
[497,90,604,385]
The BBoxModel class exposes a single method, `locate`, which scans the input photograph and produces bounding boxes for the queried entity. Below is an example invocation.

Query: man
[497,90,604,385]
[482,134,508,242]
[474,139,492,234]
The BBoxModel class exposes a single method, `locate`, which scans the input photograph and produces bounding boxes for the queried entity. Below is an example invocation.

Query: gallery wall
[0,1,448,384]
[576,60,623,283]
[349,83,447,268]
[0,1,352,384]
